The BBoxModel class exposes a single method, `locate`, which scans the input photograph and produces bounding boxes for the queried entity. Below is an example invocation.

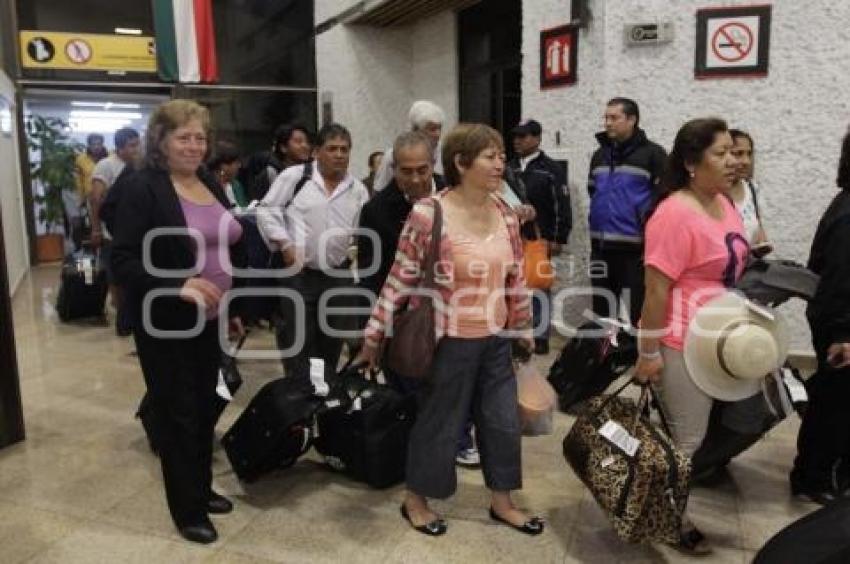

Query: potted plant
[25,115,82,262]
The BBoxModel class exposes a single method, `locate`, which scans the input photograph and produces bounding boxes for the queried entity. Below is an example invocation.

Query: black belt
[591,238,644,252]
[303,259,352,275]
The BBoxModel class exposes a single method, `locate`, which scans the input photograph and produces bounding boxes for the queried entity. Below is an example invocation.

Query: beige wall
[315,3,458,179]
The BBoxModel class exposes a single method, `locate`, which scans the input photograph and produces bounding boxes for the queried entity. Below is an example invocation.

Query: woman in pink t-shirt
[634,118,745,555]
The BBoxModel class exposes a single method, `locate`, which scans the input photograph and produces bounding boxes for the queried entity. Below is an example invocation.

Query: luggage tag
[598,420,640,457]
[215,369,234,401]
[309,358,330,397]
[81,257,94,285]
[782,367,808,403]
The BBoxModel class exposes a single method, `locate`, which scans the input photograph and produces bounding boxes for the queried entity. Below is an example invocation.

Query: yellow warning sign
[20,30,156,72]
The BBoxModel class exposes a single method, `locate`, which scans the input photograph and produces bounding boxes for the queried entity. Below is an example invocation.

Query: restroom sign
[695,5,771,78]
[540,24,578,88]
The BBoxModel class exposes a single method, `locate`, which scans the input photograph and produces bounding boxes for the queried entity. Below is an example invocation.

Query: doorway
[22,89,169,258]
[458,0,522,154]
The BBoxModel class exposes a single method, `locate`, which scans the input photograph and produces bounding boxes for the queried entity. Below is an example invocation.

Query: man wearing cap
[587,98,666,324]
[371,100,445,194]
[509,119,572,354]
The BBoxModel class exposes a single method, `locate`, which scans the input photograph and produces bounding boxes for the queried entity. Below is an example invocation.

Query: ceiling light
[71,101,141,109]
[115,27,143,35]
[69,117,133,133]
[69,110,143,120]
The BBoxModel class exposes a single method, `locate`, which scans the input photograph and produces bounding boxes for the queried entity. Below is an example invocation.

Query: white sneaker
[455,447,481,467]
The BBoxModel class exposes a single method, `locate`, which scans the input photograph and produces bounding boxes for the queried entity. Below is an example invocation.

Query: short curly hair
[441,123,504,187]
[144,99,211,170]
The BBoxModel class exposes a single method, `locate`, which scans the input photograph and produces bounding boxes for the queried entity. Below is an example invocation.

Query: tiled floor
[1,265,818,563]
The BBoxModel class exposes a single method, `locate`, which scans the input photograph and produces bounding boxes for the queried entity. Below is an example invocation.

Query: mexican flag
[153,0,219,83]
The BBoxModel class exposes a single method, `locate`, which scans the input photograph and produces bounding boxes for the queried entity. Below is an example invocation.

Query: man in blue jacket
[587,98,666,325]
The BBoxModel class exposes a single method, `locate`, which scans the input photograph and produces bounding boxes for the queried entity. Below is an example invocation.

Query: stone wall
[317,0,850,348]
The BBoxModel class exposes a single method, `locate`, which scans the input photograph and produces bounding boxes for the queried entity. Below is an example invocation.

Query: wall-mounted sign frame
[19,30,156,73]
[540,24,578,89]
[695,4,771,79]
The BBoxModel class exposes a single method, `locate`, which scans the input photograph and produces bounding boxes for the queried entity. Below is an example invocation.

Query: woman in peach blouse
[358,124,543,537]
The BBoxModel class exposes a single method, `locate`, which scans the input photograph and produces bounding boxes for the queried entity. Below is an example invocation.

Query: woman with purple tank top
[111,100,246,545]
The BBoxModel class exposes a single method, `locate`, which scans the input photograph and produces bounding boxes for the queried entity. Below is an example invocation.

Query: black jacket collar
[144,166,230,256]
[595,128,648,150]
[594,128,650,163]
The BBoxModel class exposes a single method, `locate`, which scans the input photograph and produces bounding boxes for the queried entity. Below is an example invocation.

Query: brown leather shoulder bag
[383,199,443,379]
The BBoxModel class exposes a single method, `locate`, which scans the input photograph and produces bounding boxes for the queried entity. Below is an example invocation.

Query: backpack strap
[746,179,761,220]
[284,161,314,209]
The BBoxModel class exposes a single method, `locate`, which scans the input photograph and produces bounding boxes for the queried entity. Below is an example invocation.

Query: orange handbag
[523,225,555,289]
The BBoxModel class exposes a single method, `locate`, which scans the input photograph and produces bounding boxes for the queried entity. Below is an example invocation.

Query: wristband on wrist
[639,350,661,360]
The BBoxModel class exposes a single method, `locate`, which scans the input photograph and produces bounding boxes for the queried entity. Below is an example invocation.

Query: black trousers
[794,351,850,488]
[276,268,354,382]
[134,321,220,527]
[590,243,645,325]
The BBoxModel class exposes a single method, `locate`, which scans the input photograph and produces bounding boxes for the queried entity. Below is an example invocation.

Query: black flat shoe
[400,504,447,536]
[207,491,233,515]
[179,520,218,544]
[670,527,712,556]
[488,507,544,535]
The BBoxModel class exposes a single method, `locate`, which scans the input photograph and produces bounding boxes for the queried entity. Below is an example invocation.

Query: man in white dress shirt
[258,123,369,380]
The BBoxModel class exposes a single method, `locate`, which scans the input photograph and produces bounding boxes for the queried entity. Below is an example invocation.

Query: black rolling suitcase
[314,372,416,489]
[754,496,850,564]
[56,249,108,321]
[222,377,325,482]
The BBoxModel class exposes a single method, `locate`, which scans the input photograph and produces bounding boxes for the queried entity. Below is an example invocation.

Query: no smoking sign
[695,5,771,78]
[708,16,758,66]
[65,39,93,64]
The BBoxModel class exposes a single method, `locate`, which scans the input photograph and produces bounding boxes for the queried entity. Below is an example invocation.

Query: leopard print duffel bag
[563,382,691,544]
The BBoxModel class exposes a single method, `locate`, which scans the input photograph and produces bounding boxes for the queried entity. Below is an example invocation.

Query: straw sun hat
[683,291,790,401]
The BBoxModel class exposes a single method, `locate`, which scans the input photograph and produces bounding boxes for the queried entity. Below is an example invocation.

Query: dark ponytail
[648,118,728,220]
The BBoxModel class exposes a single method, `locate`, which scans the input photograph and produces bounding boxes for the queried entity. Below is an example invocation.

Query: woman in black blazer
[111,100,245,544]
